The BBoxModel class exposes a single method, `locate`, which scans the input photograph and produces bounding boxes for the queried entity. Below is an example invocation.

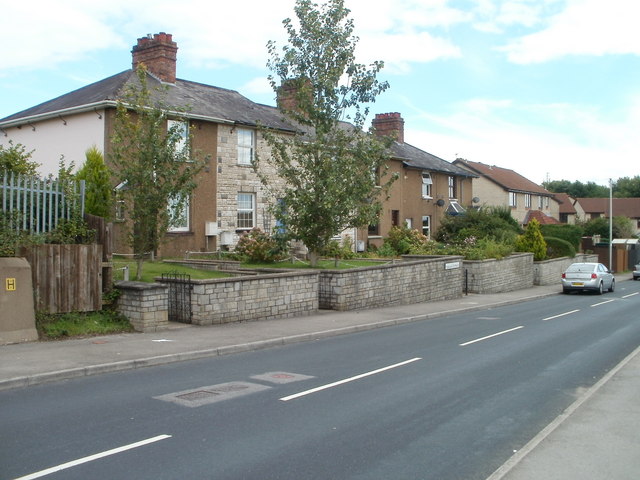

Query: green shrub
[435,206,521,244]
[382,225,430,255]
[544,236,576,259]
[322,235,356,259]
[540,224,583,250]
[515,219,547,261]
[234,228,285,263]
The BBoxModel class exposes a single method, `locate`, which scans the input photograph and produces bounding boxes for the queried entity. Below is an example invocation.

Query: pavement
[1,280,639,479]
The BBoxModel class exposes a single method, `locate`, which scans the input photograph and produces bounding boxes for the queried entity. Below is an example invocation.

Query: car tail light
[562,273,566,279]
[591,273,597,279]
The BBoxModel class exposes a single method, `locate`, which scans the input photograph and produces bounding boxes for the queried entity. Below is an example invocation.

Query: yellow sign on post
[6,278,16,291]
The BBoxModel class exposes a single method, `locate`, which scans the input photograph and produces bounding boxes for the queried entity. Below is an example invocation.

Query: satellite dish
[472,197,480,203]
[436,199,445,207]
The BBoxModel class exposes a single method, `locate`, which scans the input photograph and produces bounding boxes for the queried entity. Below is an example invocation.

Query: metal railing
[1,171,85,233]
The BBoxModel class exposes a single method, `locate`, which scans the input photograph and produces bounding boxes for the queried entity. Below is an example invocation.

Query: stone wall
[462,253,533,294]
[533,254,599,286]
[319,256,464,311]
[116,281,168,332]
[187,271,319,325]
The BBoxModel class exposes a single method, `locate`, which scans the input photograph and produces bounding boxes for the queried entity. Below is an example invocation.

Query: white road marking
[591,299,615,307]
[622,292,639,299]
[542,309,580,321]
[459,326,524,346]
[13,435,171,480]
[279,358,422,402]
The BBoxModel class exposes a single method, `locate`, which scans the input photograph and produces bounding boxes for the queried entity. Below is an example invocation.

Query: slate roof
[453,159,552,196]
[576,197,640,218]
[390,142,477,177]
[0,70,296,133]
[1,69,472,178]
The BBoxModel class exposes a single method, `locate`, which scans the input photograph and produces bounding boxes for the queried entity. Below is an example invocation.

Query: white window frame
[525,193,531,209]
[509,191,517,207]
[168,193,189,232]
[538,195,544,209]
[168,119,189,159]
[237,128,255,165]
[237,193,255,230]
[421,172,432,198]
[448,176,456,199]
[405,218,412,229]
[422,215,431,239]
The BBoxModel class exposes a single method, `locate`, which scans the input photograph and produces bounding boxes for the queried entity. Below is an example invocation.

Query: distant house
[554,192,579,224]
[452,159,559,226]
[574,197,640,237]
[1,32,475,255]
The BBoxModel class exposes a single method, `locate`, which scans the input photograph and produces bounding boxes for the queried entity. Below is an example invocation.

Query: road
[1,282,639,480]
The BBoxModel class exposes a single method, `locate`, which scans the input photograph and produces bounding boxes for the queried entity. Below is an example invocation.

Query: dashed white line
[591,299,615,307]
[280,358,422,401]
[622,292,639,299]
[542,309,580,321]
[13,435,172,480]
[459,326,524,346]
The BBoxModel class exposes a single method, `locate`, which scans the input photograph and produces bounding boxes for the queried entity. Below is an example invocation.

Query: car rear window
[566,264,594,273]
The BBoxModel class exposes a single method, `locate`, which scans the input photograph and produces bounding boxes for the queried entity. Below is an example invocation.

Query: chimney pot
[372,112,404,143]
[132,32,178,84]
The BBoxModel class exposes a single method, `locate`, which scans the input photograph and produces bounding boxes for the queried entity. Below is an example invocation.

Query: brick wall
[462,253,533,294]
[187,271,319,325]
[319,256,464,311]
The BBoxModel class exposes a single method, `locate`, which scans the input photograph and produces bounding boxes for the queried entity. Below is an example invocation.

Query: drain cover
[155,382,270,407]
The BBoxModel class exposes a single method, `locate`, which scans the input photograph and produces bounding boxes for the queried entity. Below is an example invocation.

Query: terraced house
[1,32,475,255]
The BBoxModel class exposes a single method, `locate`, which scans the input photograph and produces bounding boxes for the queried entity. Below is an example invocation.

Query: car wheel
[562,288,570,294]
[597,282,603,295]
[608,279,615,292]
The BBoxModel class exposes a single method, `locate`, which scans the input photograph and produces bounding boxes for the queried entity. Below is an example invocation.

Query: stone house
[1,32,475,256]
[452,159,559,226]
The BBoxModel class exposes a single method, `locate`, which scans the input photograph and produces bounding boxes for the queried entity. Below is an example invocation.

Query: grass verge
[36,310,134,340]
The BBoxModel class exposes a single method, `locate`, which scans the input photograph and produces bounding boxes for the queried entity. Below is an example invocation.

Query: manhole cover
[154,382,271,408]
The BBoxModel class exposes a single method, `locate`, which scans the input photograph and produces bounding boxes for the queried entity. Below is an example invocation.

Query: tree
[515,218,547,261]
[543,179,608,197]
[254,0,396,266]
[0,140,39,176]
[613,176,640,198]
[110,67,203,279]
[76,146,113,219]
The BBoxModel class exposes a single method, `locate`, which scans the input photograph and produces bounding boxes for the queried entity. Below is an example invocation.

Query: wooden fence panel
[20,244,102,313]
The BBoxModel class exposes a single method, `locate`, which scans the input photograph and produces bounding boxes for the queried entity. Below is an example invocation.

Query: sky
[1,0,638,186]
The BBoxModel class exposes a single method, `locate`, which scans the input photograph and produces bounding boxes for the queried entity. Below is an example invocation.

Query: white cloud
[404,93,639,185]
[499,0,640,63]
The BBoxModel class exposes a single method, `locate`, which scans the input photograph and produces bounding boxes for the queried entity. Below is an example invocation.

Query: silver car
[633,264,640,281]
[561,262,615,294]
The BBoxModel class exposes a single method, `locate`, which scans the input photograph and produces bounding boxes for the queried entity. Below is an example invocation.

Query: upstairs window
[168,119,189,159]
[525,194,531,209]
[421,172,432,198]
[237,128,255,165]
[448,176,456,199]
[509,191,517,207]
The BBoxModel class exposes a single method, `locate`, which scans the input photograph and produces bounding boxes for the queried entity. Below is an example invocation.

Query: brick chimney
[132,32,178,83]
[276,78,312,113]
[372,112,404,143]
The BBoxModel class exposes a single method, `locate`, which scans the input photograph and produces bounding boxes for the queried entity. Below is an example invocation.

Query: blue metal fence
[1,171,85,233]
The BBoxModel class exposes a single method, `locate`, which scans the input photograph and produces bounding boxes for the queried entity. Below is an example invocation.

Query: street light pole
[609,178,613,271]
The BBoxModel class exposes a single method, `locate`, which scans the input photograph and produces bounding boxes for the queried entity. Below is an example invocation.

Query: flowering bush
[234,228,284,263]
